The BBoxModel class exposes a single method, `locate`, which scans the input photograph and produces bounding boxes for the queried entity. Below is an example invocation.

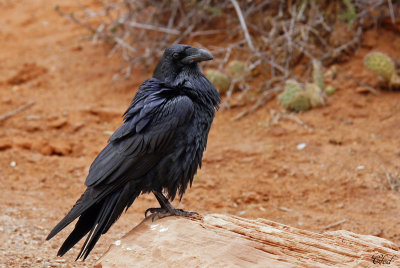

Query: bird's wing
[85,85,194,188]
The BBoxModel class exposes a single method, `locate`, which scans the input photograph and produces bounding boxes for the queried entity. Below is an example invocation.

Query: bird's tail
[46,181,140,260]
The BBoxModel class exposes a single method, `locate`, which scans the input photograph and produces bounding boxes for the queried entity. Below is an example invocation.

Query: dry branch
[0,102,36,122]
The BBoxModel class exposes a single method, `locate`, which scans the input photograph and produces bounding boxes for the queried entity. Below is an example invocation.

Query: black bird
[46,44,220,260]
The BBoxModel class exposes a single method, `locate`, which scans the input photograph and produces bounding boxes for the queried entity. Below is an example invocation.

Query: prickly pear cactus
[312,59,325,90]
[290,92,311,112]
[279,80,310,112]
[305,83,325,108]
[227,60,246,78]
[279,80,303,108]
[364,52,395,82]
[205,69,231,94]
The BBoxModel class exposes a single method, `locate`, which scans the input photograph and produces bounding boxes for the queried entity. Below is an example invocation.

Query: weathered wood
[96,214,399,267]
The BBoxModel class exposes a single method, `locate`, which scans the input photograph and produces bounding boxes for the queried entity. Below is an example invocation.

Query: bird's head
[153,44,213,84]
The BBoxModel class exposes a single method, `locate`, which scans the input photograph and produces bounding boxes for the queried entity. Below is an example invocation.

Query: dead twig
[381,165,400,192]
[269,109,312,130]
[0,102,36,122]
[323,219,347,230]
[232,86,281,121]
[387,0,396,24]
[357,81,379,95]
[284,114,312,129]
[125,21,180,35]
[271,204,293,212]
[230,0,255,51]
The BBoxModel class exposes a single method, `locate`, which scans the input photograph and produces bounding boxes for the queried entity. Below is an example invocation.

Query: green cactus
[364,52,395,82]
[312,59,325,90]
[324,85,337,96]
[340,0,357,26]
[305,83,325,108]
[227,60,246,78]
[290,92,311,112]
[279,80,303,107]
[205,69,231,94]
[279,80,310,112]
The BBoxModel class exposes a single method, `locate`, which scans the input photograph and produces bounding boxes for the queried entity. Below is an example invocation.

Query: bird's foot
[145,206,199,221]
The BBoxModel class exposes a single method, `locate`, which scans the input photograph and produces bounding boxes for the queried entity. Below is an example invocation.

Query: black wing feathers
[86,80,193,188]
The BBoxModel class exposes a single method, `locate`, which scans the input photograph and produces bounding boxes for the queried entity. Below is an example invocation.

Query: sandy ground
[0,0,400,267]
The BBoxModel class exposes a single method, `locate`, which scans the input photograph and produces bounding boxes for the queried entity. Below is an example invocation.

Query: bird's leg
[144,190,198,220]
[144,192,168,217]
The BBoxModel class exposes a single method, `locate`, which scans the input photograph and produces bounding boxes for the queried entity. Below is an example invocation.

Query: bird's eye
[172,52,180,59]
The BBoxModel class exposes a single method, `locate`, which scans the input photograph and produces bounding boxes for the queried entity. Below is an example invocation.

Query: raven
[46,44,220,260]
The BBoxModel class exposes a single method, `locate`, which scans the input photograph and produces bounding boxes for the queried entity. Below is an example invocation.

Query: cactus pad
[205,69,231,94]
[279,80,303,107]
[279,80,310,112]
[312,59,325,90]
[324,85,336,96]
[305,83,325,108]
[290,92,311,112]
[364,52,395,82]
[227,60,246,78]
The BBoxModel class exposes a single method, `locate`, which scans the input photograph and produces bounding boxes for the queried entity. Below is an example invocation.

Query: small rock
[356,165,365,171]
[32,141,53,156]
[71,122,85,132]
[26,115,41,120]
[48,117,68,129]
[49,140,72,156]
[296,143,307,150]
[103,130,114,136]
[25,121,42,132]
[10,161,16,167]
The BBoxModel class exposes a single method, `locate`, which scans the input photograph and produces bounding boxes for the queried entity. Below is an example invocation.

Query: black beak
[181,48,213,64]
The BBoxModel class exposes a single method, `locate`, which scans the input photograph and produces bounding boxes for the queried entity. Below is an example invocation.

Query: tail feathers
[56,201,102,257]
[103,181,140,233]
[76,191,121,260]
[49,180,140,260]
[46,190,95,241]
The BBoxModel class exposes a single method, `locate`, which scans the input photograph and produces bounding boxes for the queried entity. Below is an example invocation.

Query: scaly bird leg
[144,190,198,221]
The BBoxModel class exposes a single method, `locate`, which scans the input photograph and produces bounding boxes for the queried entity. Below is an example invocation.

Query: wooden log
[95,214,399,267]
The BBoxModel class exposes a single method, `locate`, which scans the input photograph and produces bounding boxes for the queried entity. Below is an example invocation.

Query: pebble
[296,143,307,150]
[26,115,42,120]
[356,165,365,171]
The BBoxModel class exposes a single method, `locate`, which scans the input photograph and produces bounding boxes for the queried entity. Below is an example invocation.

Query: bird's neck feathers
[177,67,220,110]
[153,59,179,84]
[152,63,220,110]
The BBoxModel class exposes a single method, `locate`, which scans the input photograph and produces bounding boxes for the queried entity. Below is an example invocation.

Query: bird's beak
[181,48,213,64]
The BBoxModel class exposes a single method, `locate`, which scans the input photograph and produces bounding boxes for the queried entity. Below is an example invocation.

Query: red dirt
[0,1,399,267]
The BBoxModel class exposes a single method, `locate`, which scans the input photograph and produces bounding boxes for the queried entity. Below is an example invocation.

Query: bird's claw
[145,207,199,221]
[145,207,161,217]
